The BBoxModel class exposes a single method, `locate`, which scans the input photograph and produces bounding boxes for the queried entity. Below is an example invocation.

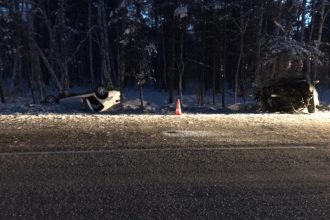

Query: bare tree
[97,0,114,89]
[88,0,95,88]
[254,1,265,83]
[178,30,185,105]
[300,0,307,43]
[174,4,189,105]
[0,84,4,103]
[168,20,176,104]
[233,4,250,104]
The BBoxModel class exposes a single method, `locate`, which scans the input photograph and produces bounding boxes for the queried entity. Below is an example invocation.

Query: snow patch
[174,5,188,19]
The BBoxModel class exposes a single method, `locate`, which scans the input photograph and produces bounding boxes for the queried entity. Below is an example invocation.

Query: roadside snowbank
[0,87,329,115]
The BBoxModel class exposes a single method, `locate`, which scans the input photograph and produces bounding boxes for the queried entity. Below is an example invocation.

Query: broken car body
[45,86,120,112]
[257,76,319,113]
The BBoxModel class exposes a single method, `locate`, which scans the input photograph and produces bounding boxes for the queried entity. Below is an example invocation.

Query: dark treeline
[0,0,329,105]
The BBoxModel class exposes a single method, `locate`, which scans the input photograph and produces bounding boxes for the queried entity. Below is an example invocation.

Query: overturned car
[45,85,120,112]
[257,76,319,113]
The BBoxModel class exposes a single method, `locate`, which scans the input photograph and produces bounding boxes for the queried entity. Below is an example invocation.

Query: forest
[0,0,329,107]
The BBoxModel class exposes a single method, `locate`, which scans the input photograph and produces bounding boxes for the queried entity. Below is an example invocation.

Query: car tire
[95,85,108,99]
[308,99,315,113]
[260,91,270,112]
[45,95,58,104]
[261,99,268,112]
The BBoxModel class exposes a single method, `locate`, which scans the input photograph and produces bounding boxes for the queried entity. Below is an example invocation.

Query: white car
[45,86,121,112]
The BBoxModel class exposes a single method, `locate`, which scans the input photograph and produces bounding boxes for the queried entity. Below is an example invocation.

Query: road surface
[0,114,329,219]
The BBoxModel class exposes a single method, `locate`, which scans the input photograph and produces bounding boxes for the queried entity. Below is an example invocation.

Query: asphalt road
[0,115,329,219]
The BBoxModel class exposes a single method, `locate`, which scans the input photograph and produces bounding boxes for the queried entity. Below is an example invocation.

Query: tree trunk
[200,62,205,106]
[26,6,46,101]
[98,0,113,89]
[221,64,226,108]
[30,37,46,102]
[154,13,162,89]
[40,9,56,79]
[9,55,18,94]
[234,52,242,104]
[118,46,126,102]
[101,0,115,87]
[307,0,316,77]
[0,58,4,103]
[120,59,126,103]
[139,85,144,109]
[234,5,247,104]
[300,0,307,43]
[62,60,69,96]
[222,3,228,108]
[275,1,283,36]
[0,84,5,103]
[26,60,36,104]
[212,48,217,106]
[168,29,175,104]
[88,0,95,88]
[200,24,206,106]
[55,0,70,96]
[35,56,45,102]
[255,2,264,82]
[17,54,22,87]
[312,0,328,80]
[316,0,326,49]
[34,41,62,93]
[31,58,44,102]
[178,30,185,105]
[162,24,167,91]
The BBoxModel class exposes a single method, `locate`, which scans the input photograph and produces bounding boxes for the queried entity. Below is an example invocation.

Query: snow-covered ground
[0,86,329,115]
[1,85,330,150]
[1,112,330,152]
[0,87,254,114]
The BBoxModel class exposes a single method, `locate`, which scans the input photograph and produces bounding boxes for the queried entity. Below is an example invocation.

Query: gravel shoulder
[0,113,330,153]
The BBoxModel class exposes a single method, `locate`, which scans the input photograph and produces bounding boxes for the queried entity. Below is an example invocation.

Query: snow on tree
[174,4,188,19]
[255,36,324,86]
[117,0,157,109]
[263,36,324,64]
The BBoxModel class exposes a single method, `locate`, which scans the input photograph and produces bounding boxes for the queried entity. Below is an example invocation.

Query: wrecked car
[45,85,120,112]
[256,76,319,113]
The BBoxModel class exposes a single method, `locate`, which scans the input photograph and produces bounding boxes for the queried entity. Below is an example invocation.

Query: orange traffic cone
[176,99,182,115]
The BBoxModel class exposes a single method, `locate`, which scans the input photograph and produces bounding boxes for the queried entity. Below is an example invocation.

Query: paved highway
[1,145,329,219]
[0,114,329,219]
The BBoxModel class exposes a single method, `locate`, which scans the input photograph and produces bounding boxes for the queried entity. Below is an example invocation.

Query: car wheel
[261,99,269,112]
[95,85,108,99]
[260,91,270,112]
[308,99,315,113]
[45,95,58,104]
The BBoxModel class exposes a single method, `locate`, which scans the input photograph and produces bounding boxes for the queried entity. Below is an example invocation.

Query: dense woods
[0,0,330,105]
